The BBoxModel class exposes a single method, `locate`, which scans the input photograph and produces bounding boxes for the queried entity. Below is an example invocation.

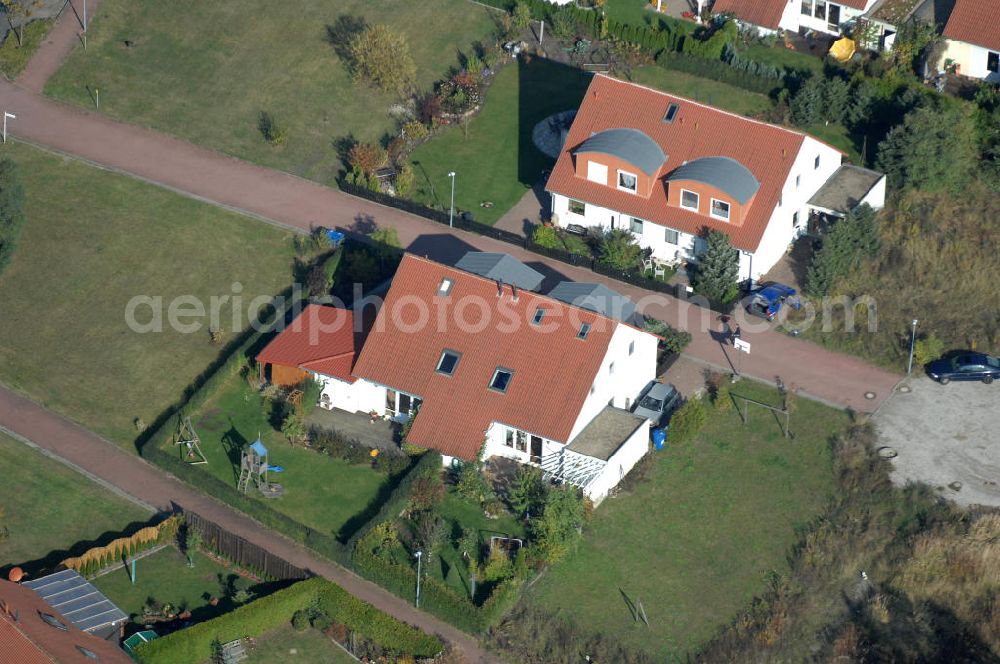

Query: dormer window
[578,323,591,340]
[532,308,545,325]
[436,349,461,376]
[587,161,608,185]
[710,199,731,221]
[437,278,453,296]
[663,103,679,123]
[680,189,699,211]
[617,170,637,193]
[490,367,513,393]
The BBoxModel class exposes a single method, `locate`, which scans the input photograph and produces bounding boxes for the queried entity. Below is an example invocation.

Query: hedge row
[134,577,443,664]
[315,580,442,656]
[344,450,443,551]
[656,49,788,95]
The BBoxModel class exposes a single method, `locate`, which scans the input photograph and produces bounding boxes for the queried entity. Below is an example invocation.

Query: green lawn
[409,57,591,225]
[604,0,657,28]
[630,65,774,116]
[527,382,844,659]
[0,142,296,447]
[805,121,863,164]
[744,44,826,75]
[0,19,55,79]
[0,432,151,571]
[45,0,498,184]
[425,489,527,596]
[94,545,272,626]
[246,626,356,664]
[182,374,395,541]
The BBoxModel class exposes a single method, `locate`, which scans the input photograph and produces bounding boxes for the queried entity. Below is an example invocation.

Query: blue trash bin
[652,428,667,451]
[325,229,345,246]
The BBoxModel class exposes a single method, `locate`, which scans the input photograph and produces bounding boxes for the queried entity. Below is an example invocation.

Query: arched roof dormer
[665,156,760,204]
[574,128,667,177]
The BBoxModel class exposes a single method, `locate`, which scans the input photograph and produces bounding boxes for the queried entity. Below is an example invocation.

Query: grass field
[527,382,844,659]
[745,44,826,75]
[94,545,275,626]
[409,57,590,225]
[0,19,55,79]
[247,626,356,664]
[183,374,395,541]
[45,0,498,184]
[0,431,151,571]
[0,142,296,447]
[629,65,774,116]
[604,0,658,28]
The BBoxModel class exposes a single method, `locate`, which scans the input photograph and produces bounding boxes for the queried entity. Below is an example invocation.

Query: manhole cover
[864,391,876,400]
[877,446,897,459]
[948,481,963,492]
[899,385,911,393]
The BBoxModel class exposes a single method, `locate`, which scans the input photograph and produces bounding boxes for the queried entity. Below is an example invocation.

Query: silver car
[633,382,681,427]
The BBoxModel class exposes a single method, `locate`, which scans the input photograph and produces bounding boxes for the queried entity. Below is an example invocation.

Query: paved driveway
[874,377,1000,508]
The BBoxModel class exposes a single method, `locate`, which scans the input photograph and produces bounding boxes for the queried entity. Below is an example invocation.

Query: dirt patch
[874,377,1000,508]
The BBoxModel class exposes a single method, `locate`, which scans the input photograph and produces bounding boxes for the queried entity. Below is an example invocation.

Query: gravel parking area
[874,377,1000,508]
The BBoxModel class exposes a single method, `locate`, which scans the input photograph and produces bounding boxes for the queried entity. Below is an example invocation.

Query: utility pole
[538,19,544,45]
[907,319,918,375]
[447,171,456,228]
[414,550,423,608]
[3,112,15,143]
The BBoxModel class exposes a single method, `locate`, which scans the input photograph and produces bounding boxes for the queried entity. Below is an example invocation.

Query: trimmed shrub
[291,609,310,632]
[667,397,708,445]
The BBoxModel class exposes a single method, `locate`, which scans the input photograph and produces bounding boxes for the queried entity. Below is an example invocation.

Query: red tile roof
[546,75,843,252]
[257,304,363,384]
[0,580,132,664]
[943,0,1000,51]
[351,255,619,460]
[712,0,787,29]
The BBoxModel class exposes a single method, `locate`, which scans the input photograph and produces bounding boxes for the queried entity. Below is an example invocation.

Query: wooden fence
[185,510,308,581]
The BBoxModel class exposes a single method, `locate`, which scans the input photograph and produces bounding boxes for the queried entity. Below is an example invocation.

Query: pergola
[540,448,606,491]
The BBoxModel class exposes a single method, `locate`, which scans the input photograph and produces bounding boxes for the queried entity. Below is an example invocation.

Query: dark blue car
[927,353,1000,385]
[745,282,800,321]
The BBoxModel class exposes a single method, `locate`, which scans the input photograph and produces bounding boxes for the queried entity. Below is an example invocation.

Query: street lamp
[2,112,15,144]
[907,319,918,375]
[447,171,456,228]
[414,550,423,608]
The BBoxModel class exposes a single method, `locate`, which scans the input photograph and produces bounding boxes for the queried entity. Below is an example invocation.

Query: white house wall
[551,192,700,264]
[860,175,886,210]
[482,421,564,464]
[586,420,651,503]
[941,40,1000,83]
[753,135,843,279]
[567,323,657,443]
[314,373,385,414]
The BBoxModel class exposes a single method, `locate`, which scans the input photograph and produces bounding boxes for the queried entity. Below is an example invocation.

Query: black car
[927,353,1000,385]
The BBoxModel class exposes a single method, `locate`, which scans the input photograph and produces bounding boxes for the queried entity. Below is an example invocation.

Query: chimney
[511,284,519,302]
[496,279,503,298]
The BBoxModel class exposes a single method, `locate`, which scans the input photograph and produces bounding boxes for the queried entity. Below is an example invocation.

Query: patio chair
[642,258,654,273]
[654,263,667,279]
